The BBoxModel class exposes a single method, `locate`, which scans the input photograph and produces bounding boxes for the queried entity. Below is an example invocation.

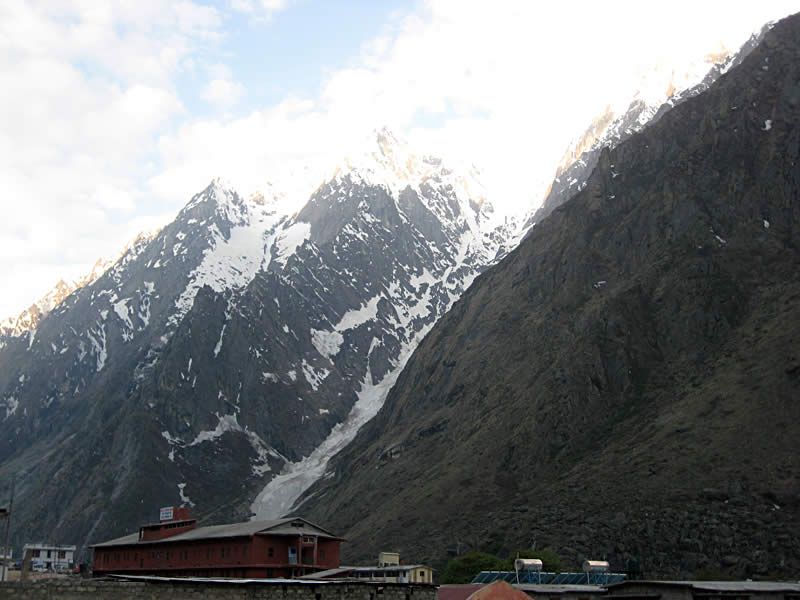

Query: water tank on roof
[583,560,610,573]
[514,558,543,572]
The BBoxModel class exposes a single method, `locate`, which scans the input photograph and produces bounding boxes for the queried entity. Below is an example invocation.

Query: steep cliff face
[523,28,767,232]
[301,14,800,578]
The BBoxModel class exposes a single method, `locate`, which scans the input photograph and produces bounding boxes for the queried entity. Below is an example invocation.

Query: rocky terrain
[0,259,111,338]
[523,27,767,232]
[301,13,800,579]
[0,130,517,558]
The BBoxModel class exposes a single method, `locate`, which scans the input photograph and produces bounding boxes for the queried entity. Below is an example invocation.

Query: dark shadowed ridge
[300,12,800,579]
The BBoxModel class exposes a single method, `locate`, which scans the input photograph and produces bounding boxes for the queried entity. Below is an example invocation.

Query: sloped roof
[92,517,341,548]
[466,581,532,600]
[438,584,484,600]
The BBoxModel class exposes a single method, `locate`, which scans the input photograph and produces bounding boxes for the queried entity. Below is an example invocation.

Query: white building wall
[23,544,76,571]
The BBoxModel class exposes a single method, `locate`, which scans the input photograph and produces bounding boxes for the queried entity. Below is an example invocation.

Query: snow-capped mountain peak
[521,27,769,235]
[0,130,527,550]
[1,254,117,338]
[328,127,498,238]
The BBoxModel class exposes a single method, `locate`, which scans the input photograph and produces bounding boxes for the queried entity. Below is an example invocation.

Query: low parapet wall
[0,576,437,600]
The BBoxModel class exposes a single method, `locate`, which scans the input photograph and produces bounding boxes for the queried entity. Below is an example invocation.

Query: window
[268,547,274,558]
[319,550,325,560]
[32,550,40,558]
[419,570,425,580]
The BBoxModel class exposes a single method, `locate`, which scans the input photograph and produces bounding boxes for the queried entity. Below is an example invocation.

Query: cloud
[0,0,220,317]
[201,64,245,108]
[152,0,800,217]
[202,77,245,107]
[228,0,288,21]
[2,0,799,318]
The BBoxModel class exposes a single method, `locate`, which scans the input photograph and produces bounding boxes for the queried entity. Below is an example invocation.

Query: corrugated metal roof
[92,517,341,548]
[299,567,355,579]
[300,565,434,580]
[349,565,431,573]
[93,533,140,547]
[516,584,607,593]
[609,581,800,593]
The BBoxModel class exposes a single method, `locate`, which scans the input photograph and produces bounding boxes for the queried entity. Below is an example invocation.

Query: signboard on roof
[159,506,174,522]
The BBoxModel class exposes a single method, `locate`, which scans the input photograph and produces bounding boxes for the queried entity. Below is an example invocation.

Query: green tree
[504,548,562,573]
[441,552,507,584]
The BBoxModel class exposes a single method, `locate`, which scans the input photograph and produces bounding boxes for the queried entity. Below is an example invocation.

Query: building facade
[22,544,76,572]
[91,509,342,579]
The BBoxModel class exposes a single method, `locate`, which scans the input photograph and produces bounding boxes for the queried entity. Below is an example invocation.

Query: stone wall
[0,577,437,600]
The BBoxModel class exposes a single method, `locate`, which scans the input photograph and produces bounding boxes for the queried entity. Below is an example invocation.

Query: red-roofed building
[91,508,342,579]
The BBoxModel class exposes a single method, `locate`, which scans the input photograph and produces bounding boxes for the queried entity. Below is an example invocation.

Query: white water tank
[514,558,543,572]
[583,560,610,573]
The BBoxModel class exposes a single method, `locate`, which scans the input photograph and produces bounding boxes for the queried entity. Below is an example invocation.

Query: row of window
[99,543,325,565]
[30,550,68,559]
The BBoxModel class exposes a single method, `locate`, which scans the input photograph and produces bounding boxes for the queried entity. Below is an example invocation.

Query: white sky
[1,0,798,318]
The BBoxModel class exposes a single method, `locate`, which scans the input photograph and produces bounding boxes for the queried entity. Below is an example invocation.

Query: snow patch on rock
[170,198,278,326]
[177,482,195,507]
[310,329,344,360]
[272,222,311,267]
[251,322,434,520]
[3,396,18,420]
[335,295,381,331]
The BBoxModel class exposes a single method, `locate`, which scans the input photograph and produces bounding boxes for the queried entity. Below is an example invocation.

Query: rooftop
[92,517,342,548]
[108,574,429,587]
[609,580,800,593]
[301,565,433,579]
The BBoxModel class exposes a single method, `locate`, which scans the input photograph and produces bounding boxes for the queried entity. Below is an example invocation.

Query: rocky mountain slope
[301,13,800,579]
[522,27,767,232]
[0,130,515,557]
[0,259,112,338]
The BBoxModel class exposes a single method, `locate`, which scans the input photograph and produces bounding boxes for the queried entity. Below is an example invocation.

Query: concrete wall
[0,578,437,600]
[407,568,433,584]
